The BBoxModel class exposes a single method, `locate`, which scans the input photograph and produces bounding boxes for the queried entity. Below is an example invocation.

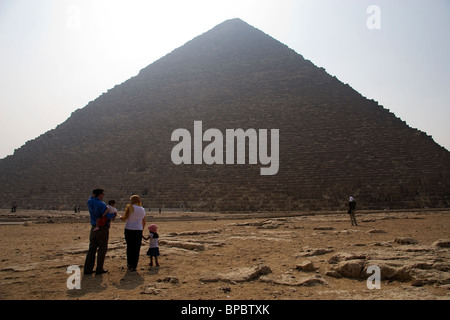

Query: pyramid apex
[222,17,248,24]
[210,17,257,31]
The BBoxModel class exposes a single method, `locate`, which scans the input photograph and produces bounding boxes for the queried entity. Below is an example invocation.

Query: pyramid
[1,18,449,211]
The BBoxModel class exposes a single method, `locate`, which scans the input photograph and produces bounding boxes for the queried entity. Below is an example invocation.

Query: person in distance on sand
[348,196,357,226]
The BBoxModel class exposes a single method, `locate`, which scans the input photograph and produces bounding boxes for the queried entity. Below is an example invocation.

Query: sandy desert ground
[0,208,449,301]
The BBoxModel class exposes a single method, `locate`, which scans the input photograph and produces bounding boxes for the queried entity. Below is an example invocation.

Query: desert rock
[432,239,450,248]
[200,265,272,283]
[296,246,334,257]
[260,274,327,287]
[296,260,316,272]
[394,237,419,245]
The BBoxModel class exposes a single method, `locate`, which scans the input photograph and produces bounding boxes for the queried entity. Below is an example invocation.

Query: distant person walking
[11,201,17,213]
[84,189,116,275]
[348,196,357,226]
[120,195,147,271]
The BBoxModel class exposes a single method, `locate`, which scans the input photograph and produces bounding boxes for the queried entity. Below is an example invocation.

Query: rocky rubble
[326,239,450,287]
[1,210,449,300]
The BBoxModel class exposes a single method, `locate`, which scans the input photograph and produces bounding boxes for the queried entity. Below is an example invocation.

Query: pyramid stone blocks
[0,19,449,211]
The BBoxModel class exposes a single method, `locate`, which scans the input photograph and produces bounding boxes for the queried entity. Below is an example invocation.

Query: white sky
[1,0,449,159]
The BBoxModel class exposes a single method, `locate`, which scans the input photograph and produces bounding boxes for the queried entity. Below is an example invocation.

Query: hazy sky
[1,0,449,159]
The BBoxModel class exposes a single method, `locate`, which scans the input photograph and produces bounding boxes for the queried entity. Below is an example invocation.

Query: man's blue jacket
[87,196,116,226]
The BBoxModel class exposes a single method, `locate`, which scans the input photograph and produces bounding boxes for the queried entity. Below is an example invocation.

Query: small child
[93,200,117,231]
[107,200,118,222]
[143,224,160,267]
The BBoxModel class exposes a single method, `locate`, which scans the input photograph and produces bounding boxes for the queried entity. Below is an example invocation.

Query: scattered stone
[335,229,361,235]
[411,279,429,287]
[363,260,411,281]
[228,221,265,227]
[395,237,419,245]
[257,223,279,229]
[168,229,221,236]
[361,218,376,222]
[314,226,334,230]
[326,241,450,284]
[431,239,450,248]
[370,242,393,247]
[431,262,450,272]
[256,219,285,229]
[159,240,205,251]
[260,274,327,287]
[199,265,272,283]
[367,229,387,234]
[218,286,231,293]
[325,269,342,278]
[296,260,316,272]
[159,276,180,284]
[141,285,162,295]
[333,260,365,278]
[354,243,366,247]
[329,252,367,264]
[296,246,334,257]
[435,284,450,290]
[162,247,200,256]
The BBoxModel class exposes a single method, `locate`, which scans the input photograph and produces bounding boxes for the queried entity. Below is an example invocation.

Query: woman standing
[120,195,146,271]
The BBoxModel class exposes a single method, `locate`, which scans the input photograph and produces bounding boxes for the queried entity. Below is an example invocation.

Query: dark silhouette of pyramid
[1,18,449,211]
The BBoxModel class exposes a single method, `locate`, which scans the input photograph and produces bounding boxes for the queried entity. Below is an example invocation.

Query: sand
[0,209,449,300]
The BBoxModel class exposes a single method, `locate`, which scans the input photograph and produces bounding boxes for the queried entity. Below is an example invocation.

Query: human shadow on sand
[112,269,145,291]
[66,273,107,298]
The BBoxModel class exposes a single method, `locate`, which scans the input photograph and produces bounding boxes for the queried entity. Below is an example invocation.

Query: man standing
[11,201,17,213]
[348,196,357,226]
[84,189,115,275]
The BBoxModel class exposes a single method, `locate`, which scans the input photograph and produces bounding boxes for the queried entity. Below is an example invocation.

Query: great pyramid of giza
[1,18,449,211]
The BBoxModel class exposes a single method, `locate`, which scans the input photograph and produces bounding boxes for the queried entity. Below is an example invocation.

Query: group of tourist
[83,188,358,275]
[83,189,159,275]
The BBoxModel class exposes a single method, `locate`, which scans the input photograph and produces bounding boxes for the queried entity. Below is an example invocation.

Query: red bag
[97,216,108,226]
